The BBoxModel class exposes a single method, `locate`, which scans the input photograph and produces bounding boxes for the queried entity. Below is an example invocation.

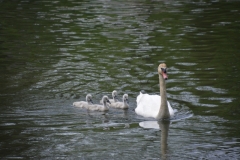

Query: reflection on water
[139,121,160,129]
[139,121,171,160]
[0,0,240,159]
[159,121,170,160]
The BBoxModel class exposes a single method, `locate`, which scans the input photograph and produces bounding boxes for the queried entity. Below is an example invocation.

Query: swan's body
[87,96,110,112]
[109,94,129,109]
[136,92,174,119]
[73,94,93,108]
[135,63,174,120]
[100,90,118,104]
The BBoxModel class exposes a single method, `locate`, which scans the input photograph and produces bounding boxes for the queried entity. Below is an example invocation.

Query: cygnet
[73,94,93,108]
[109,94,129,109]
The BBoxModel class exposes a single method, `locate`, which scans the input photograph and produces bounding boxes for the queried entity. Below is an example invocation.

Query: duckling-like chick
[87,96,111,112]
[109,94,129,109]
[109,90,119,103]
[100,90,118,104]
[73,94,93,108]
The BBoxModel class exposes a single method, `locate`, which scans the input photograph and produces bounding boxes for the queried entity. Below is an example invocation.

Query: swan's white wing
[167,101,174,117]
[135,93,160,119]
[136,92,143,104]
[135,93,174,119]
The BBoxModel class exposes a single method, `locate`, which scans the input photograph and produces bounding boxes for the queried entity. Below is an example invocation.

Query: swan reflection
[159,121,170,160]
[139,120,170,160]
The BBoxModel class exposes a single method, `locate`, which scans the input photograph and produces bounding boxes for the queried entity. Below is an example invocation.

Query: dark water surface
[0,0,240,159]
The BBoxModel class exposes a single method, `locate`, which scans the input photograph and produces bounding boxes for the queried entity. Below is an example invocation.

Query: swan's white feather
[135,92,174,119]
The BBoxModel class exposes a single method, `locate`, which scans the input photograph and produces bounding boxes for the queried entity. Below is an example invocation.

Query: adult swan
[135,63,174,120]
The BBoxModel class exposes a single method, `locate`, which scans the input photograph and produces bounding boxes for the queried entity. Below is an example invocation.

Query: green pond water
[0,0,239,159]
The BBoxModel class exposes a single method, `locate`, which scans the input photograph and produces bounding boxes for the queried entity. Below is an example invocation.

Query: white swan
[87,96,111,112]
[135,63,174,120]
[100,90,118,104]
[109,94,129,109]
[73,94,93,108]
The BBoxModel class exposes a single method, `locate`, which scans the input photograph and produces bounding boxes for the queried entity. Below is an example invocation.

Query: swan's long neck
[156,74,170,120]
[123,98,129,107]
[103,100,109,109]
[87,99,92,104]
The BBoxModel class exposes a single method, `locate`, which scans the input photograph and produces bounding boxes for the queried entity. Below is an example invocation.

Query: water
[0,0,240,159]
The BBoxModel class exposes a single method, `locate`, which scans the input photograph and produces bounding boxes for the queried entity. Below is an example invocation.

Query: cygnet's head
[123,94,129,104]
[86,94,93,104]
[158,63,168,80]
[112,90,118,100]
[102,96,111,104]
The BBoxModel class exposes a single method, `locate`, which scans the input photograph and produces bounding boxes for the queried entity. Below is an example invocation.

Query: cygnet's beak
[90,99,93,104]
[114,95,118,100]
[107,99,111,104]
[126,99,129,104]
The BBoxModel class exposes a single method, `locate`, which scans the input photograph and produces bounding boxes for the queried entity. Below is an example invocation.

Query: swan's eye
[161,68,167,73]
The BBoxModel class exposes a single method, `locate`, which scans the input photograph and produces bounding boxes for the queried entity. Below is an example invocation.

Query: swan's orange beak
[162,72,168,80]
[160,66,168,80]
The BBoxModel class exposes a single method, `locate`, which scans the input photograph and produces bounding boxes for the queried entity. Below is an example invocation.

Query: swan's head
[123,94,129,104]
[112,90,118,100]
[86,94,93,104]
[102,96,111,104]
[158,63,168,80]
